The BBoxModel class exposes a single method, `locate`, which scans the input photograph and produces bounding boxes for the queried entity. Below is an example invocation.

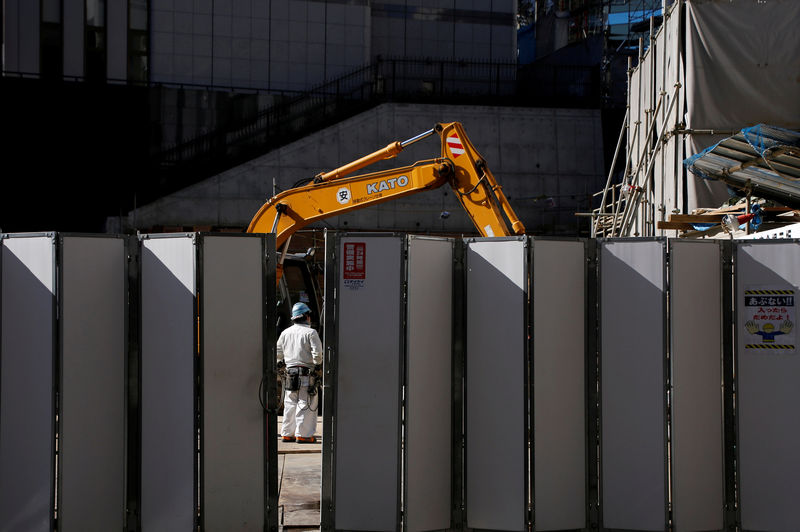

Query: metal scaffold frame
[591,0,800,238]
[592,4,684,238]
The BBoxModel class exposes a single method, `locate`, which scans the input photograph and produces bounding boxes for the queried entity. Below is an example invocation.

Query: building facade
[3,0,517,91]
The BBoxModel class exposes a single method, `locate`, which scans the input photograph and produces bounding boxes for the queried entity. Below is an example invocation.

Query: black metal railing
[154,58,520,170]
[146,57,599,198]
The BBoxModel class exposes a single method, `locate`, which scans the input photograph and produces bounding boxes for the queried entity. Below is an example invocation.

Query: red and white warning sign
[343,242,366,289]
[446,134,465,158]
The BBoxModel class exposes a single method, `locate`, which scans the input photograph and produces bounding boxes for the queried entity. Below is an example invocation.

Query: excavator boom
[247,122,525,279]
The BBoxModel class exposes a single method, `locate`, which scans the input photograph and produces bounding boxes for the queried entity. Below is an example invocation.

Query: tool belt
[285,366,313,392]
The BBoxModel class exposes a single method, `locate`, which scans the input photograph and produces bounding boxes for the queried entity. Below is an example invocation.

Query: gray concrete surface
[277,416,322,531]
[122,103,604,236]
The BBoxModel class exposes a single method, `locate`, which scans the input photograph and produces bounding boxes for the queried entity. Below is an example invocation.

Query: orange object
[247,122,526,283]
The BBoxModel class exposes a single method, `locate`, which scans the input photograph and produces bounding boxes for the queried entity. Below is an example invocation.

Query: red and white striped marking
[446,134,465,158]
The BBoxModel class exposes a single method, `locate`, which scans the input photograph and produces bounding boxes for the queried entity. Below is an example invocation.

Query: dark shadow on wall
[599,241,668,531]
[0,77,151,233]
[464,241,528,531]
[138,240,197,530]
[0,239,56,532]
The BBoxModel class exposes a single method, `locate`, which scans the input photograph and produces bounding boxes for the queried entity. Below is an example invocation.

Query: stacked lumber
[657,205,800,235]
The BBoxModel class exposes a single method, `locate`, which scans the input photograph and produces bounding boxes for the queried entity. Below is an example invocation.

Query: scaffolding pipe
[593,108,629,237]
[609,123,640,236]
[618,83,680,235]
[621,85,681,235]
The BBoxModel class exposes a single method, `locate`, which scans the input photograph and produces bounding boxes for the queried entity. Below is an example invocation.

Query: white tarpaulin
[610,0,800,234]
[684,0,800,211]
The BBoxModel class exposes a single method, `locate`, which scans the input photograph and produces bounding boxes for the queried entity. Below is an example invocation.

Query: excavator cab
[277,252,323,336]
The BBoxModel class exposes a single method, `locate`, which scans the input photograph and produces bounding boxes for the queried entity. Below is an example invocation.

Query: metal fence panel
[465,238,527,532]
[405,236,453,532]
[332,235,403,531]
[0,234,56,532]
[531,238,586,531]
[200,234,270,531]
[669,240,725,532]
[600,239,667,531]
[735,240,800,532]
[140,234,197,532]
[58,235,127,532]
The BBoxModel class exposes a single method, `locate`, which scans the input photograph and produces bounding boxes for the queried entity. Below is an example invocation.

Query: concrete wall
[126,103,605,235]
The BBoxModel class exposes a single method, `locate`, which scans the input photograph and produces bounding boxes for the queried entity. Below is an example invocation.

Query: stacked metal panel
[58,235,128,532]
[531,238,588,531]
[600,239,668,531]
[0,234,58,532]
[669,240,725,532]
[405,236,454,532]
[327,234,404,531]
[140,233,272,532]
[735,241,800,531]
[199,234,272,532]
[140,234,198,531]
[465,238,528,531]
[0,234,129,532]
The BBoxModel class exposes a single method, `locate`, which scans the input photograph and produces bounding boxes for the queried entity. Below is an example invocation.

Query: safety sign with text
[343,242,366,290]
[743,286,795,353]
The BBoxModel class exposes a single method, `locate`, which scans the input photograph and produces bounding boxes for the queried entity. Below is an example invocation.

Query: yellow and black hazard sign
[745,344,795,350]
[744,289,794,296]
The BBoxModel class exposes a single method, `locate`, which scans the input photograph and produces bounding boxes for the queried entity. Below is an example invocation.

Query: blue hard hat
[291,302,311,320]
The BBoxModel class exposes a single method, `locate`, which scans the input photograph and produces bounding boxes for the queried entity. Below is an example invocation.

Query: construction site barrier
[531,238,589,531]
[323,234,404,531]
[0,234,58,532]
[405,236,455,532]
[3,231,800,532]
[736,241,800,531]
[599,239,668,530]
[669,240,726,532]
[58,235,127,532]
[465,237,528,531]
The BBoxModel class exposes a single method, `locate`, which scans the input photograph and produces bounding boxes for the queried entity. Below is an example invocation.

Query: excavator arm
[247,122,525,278]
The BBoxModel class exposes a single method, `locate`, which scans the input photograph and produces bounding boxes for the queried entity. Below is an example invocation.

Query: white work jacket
[277,322,323,368]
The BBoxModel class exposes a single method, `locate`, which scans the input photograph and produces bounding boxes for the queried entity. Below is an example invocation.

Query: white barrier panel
[600,239,666,531]
[405,236,453,532]
[531,239,586,531]
[333,235,403,531]
[466,238,527,531]
[0,234,56,532]
[736,241,800,532]
[200,234,269,531]
[141,235,197,531]
[669,240,724,532]
[58,235,127,532]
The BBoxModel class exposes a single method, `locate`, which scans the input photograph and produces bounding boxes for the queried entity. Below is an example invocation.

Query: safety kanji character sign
[343,242,366,290]
[743,286,795,353]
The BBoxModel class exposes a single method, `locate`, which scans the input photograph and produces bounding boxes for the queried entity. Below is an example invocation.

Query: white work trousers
[282,376,318,438]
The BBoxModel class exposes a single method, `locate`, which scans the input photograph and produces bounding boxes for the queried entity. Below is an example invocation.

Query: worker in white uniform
[277,302,323,443]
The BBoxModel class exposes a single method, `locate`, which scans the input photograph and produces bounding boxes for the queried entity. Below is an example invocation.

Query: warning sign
[336,186,352,205]
[446,134,465,158]
[743,286,795,352]
[343,242,366,290]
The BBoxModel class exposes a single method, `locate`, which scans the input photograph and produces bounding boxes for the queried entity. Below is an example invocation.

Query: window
[128,0,148,82]
[41,0,63,77]
[85,0,107,80]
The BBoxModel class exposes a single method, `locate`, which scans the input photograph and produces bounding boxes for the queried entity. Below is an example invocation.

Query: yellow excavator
[247,121,526,330]
[247,122,525,281]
